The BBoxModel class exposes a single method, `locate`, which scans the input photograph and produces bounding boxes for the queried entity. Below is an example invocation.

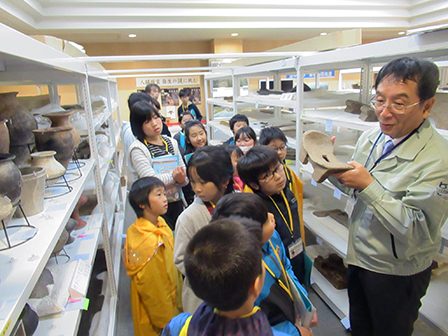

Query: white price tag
[333,188,342,199]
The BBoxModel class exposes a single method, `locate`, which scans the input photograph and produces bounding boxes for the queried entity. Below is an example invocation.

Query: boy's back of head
[237,146,280,190]
[179,88,189,98]
[129,176,165,218]
[185,218,262,312]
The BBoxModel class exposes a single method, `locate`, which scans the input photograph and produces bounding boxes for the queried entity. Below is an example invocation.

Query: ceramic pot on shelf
[32,126,75,168]
[30,151,66,186]
[43,110,81,149]
[0,92,37,166]
[14,166,46,217]
[0,153,23,221]
[0,119,9,153]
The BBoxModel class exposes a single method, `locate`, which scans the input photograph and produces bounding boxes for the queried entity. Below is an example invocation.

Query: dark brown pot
[0,153,23,208]
[33,126,75,168]
[43,111,81,148]
[0,119,9,153]
[0,92,37,166]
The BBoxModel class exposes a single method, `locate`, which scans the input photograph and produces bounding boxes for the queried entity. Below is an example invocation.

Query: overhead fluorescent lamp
[231,33,239,37]
[128,34,137,38]
[320,32,327,36]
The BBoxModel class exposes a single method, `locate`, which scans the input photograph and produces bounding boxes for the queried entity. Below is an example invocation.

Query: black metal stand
[0,202,37,251]
[44,175,73,199]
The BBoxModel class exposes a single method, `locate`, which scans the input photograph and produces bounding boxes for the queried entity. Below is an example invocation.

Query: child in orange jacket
[124,176,183,336]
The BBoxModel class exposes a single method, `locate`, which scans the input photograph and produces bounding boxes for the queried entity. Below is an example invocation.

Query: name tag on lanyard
[288,238,303,259]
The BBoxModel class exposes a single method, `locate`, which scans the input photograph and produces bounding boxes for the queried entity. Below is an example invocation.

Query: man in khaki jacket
[333,57,448,336]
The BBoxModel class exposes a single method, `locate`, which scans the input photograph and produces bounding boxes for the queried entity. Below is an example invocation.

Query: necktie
[382,140,394,155]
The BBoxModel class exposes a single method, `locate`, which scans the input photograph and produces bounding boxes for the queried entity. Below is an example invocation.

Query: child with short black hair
[212,193,315,336]
[174,145,234,313]
[184,120,208,155]
[124,176,183,336]
[223,145,245,191]
[173,112,194,154]
[235,126,257,154]
[223,114,249,145]
[259,126,306,248]
[238,146,308,286]
[178,89,202,121]
[164,218,292,336]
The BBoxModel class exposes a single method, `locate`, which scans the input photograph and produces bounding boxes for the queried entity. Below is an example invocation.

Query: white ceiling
[0,0,448,44]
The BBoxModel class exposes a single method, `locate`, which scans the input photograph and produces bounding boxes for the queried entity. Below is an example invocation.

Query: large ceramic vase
[43,111,81,149]
[30,151,66,186]
[0,120,9,153]
[0,92,37,166]
[15,166,46,217]
[33,126,75,168]
[0,154,23,221]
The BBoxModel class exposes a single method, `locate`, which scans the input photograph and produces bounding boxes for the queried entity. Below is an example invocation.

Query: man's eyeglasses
[260,163,284,182]
[370,98,421,115]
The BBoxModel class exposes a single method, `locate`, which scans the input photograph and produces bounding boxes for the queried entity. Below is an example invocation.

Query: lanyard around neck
[283,165,292,190]
[366,125,420,172]
[262,240,292,300]
[269,190,294,239]
[144,135,169,157]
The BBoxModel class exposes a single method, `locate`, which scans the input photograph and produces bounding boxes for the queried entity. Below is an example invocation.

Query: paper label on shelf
[255,101,259,109]
[311,179,317,186]
[69,259,91,299]
[333,188,342,200]
[74,253,89,261]
[341,317,351,329]
[0,300,15,320]
[78,233,94,241]
[325,119,333,132]
[66,297,89,311]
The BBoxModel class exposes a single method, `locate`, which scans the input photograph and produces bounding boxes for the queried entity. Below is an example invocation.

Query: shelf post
[79,69,118,300]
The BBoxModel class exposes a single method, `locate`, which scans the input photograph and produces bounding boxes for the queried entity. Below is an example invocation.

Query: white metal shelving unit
[296,28,448,334]
[204,58,301,151]
[0,22,124,336]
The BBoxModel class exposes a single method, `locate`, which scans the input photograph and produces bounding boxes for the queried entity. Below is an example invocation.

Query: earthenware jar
[32,126,75,168]
[0,154,23,220]
[0,120,9,153]
[0,92,37,166]
[30,151,66,186]
[15,166,46,217]
[43,110,81,148]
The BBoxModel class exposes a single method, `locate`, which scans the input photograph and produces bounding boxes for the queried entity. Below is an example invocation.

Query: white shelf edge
[301,110,378,132]
[303,209,348,259]
[310,266,349,321]
[0,159,95,336]
[33,213,104,336]
[237,96,297,109]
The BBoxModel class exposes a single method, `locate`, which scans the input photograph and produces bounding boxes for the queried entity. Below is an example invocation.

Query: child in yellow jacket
[124,176,183,336]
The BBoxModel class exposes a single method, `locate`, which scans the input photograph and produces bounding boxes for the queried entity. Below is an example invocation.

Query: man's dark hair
[179,88,189,98]
[237,146,280,189]
[259,126,287,146]
[212,193,268,229]
[229,114,249,132]
[129,101,161,142]
[375,57,439,102]
[185,218,262,311]
[145,83,161,93]
[235,126,257,144]
[129,176,165,218]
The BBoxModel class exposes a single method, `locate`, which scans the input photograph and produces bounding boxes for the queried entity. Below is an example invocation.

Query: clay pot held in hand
[30,151,66,186]
[33,126,75,168]
[43,111,81,149]
[0,92,37,166]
